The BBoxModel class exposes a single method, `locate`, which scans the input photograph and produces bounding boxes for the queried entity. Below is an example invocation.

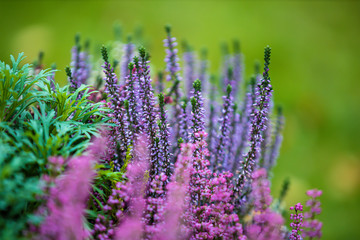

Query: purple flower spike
[158,93,172,179]
[235,46,273,193]
[70,36,91,90]
[164,25,183,148]
[121,40,135,82]
[114,138,150,239]
[136,47,161,178]
[124,62,142,143]
[178,98,189,142]
[144,173,167,237]
[157,143,195,240]
[190,79,206,143]
[213,84,234,171]
[231,81,254,174]
[101,46,129,170]
[251,168,272,212]
[264,106,284,171]
[38,139,104,240]
[47,64,56,91]
[225,103,239,172]
[246,168,284,240]
[198,48,209,102]
[164,26,181,100]
[289,203,304,240]
[232,40,243,98]
[182,44,197,96]
[303,189,323,239]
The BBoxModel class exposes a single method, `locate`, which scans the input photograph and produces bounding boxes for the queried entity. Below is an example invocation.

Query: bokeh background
[1,0,359,239]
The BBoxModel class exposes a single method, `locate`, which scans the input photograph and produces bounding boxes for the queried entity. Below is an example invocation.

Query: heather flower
[144,173,167,237]
[101,46,129,170]
[198,48,209,103]
[264,106,284,171]
[47,64,56,91]
[124,62,142,143]
[164,25,181,90]
[37,138,103,240]
[213,84,234,171]
[157,143,195,240]
[178,98,190,142]
[232,78,256,174]
[92,182,130,240]
[136,48,161,178]
[232,40,243,99]
[158,93,172,179]
[251,168,272,211]
[235,46,273,193]
[303,189,323,239]
[156,71,164,93]
[289,203,304,240]
[182,43,197,96]
[246,168,284,240]
[225,103,239,171]
[164,25,183,146]
[246,211,284,240]
[190,79,206,143]
[220,42,231,86]
[120,40,135,82]
[70,36,91,91]
[112,138,149,239]
[207,82,219,154]
[259,100,273,167]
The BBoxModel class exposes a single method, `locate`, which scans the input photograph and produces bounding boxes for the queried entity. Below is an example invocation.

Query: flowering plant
[0,26,322,240]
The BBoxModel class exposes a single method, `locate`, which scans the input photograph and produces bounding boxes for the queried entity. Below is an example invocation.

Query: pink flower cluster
[246,168,284,240]
[289,203,304,240]
[303,189,323,239]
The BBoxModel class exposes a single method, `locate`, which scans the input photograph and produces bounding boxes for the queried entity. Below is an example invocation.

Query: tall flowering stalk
[198,48,209,103]
[231,81,255,173]
[232,40,243,98]
[178,98,189,142]
[101,46,129,170]
[207,81,218,153]
[143,173,167,237]
[289,203,304,240]
[225,103,239,171]
[303,189,323,239]
[220,42,231,87]
[190,79,206,143]
[121,39,135,82]
[264,106,284,171]
[182,42,197,96]
[235,46,273,193]
[259,104,273,167]
[136,48,161,178]
[164,25,183,145]
[213,84,234,171]
[70,36,91,91]
[164,25,181,100]
[158,92,172,179]
[47,64,56,91]
[124,62,141,143]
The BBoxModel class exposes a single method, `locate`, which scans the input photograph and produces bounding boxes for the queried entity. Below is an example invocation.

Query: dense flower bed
[0,26,322,240]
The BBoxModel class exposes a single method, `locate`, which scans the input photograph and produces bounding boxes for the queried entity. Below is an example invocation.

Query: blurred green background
[1,0,359,239]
